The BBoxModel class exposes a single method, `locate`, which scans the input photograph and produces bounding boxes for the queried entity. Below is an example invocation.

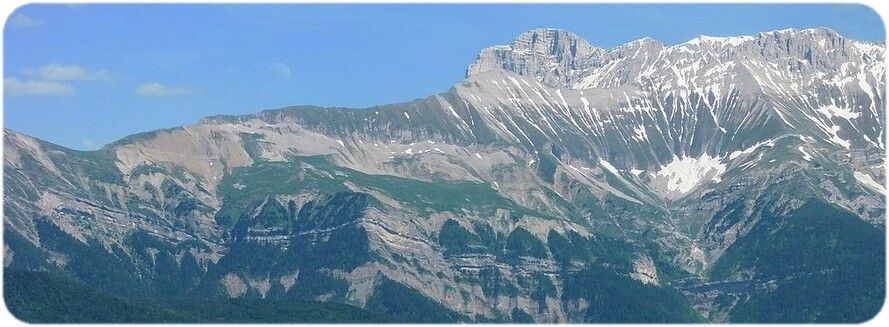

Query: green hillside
[3,269,392,323]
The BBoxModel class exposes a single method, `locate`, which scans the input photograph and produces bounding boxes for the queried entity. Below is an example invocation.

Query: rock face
[466,28,605,87]
[3,27,885,323]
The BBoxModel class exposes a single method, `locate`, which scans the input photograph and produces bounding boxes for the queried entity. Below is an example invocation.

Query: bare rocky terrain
[3,27,885,322]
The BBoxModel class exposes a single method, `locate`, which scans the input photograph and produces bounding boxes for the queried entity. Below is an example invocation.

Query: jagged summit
[683,26,840,45]
[509,28,594,54]
[621,36,664,48]
[466,27,882,90]
[465,28,605,87]
[473,26,853,58]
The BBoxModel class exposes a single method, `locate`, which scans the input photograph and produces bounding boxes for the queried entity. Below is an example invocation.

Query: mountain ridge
[3,27,885,323]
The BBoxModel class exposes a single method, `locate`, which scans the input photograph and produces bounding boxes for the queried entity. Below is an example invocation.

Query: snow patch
[655,154,726,194]
[729,139,776,160]
[632,125,648,141]
[599,159,620,175]
[683,34,754,47]
[798,146,812,161]
[817,105,860,120]
[854,171,885,195]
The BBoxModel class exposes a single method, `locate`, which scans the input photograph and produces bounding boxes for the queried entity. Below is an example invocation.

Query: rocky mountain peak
[511,28,595,56]
[465,28,604,87]
[467,27,883,90]
[620,36,664,49]
[764,26,840,38]
[610,36,666,59]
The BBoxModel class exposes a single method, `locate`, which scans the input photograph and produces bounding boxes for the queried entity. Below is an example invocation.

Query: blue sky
[4,3,885,150]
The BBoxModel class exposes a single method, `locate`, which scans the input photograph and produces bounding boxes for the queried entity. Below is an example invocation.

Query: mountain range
[3,27,885,323]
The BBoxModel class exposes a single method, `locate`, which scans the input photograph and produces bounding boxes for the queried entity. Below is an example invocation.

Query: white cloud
[136,82,192,97]
[6,64,113,96]
[26,64,114,82]
[9,13,42,28]
[5,77,74,96]
[270,62,292,80]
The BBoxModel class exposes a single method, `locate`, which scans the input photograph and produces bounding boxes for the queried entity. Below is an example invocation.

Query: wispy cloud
[270,62,292,80]
[26,64,114,82]
[6,64,114,97]
[136,82,193,97]
[5,77,75,96]
[8,13,42,29]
